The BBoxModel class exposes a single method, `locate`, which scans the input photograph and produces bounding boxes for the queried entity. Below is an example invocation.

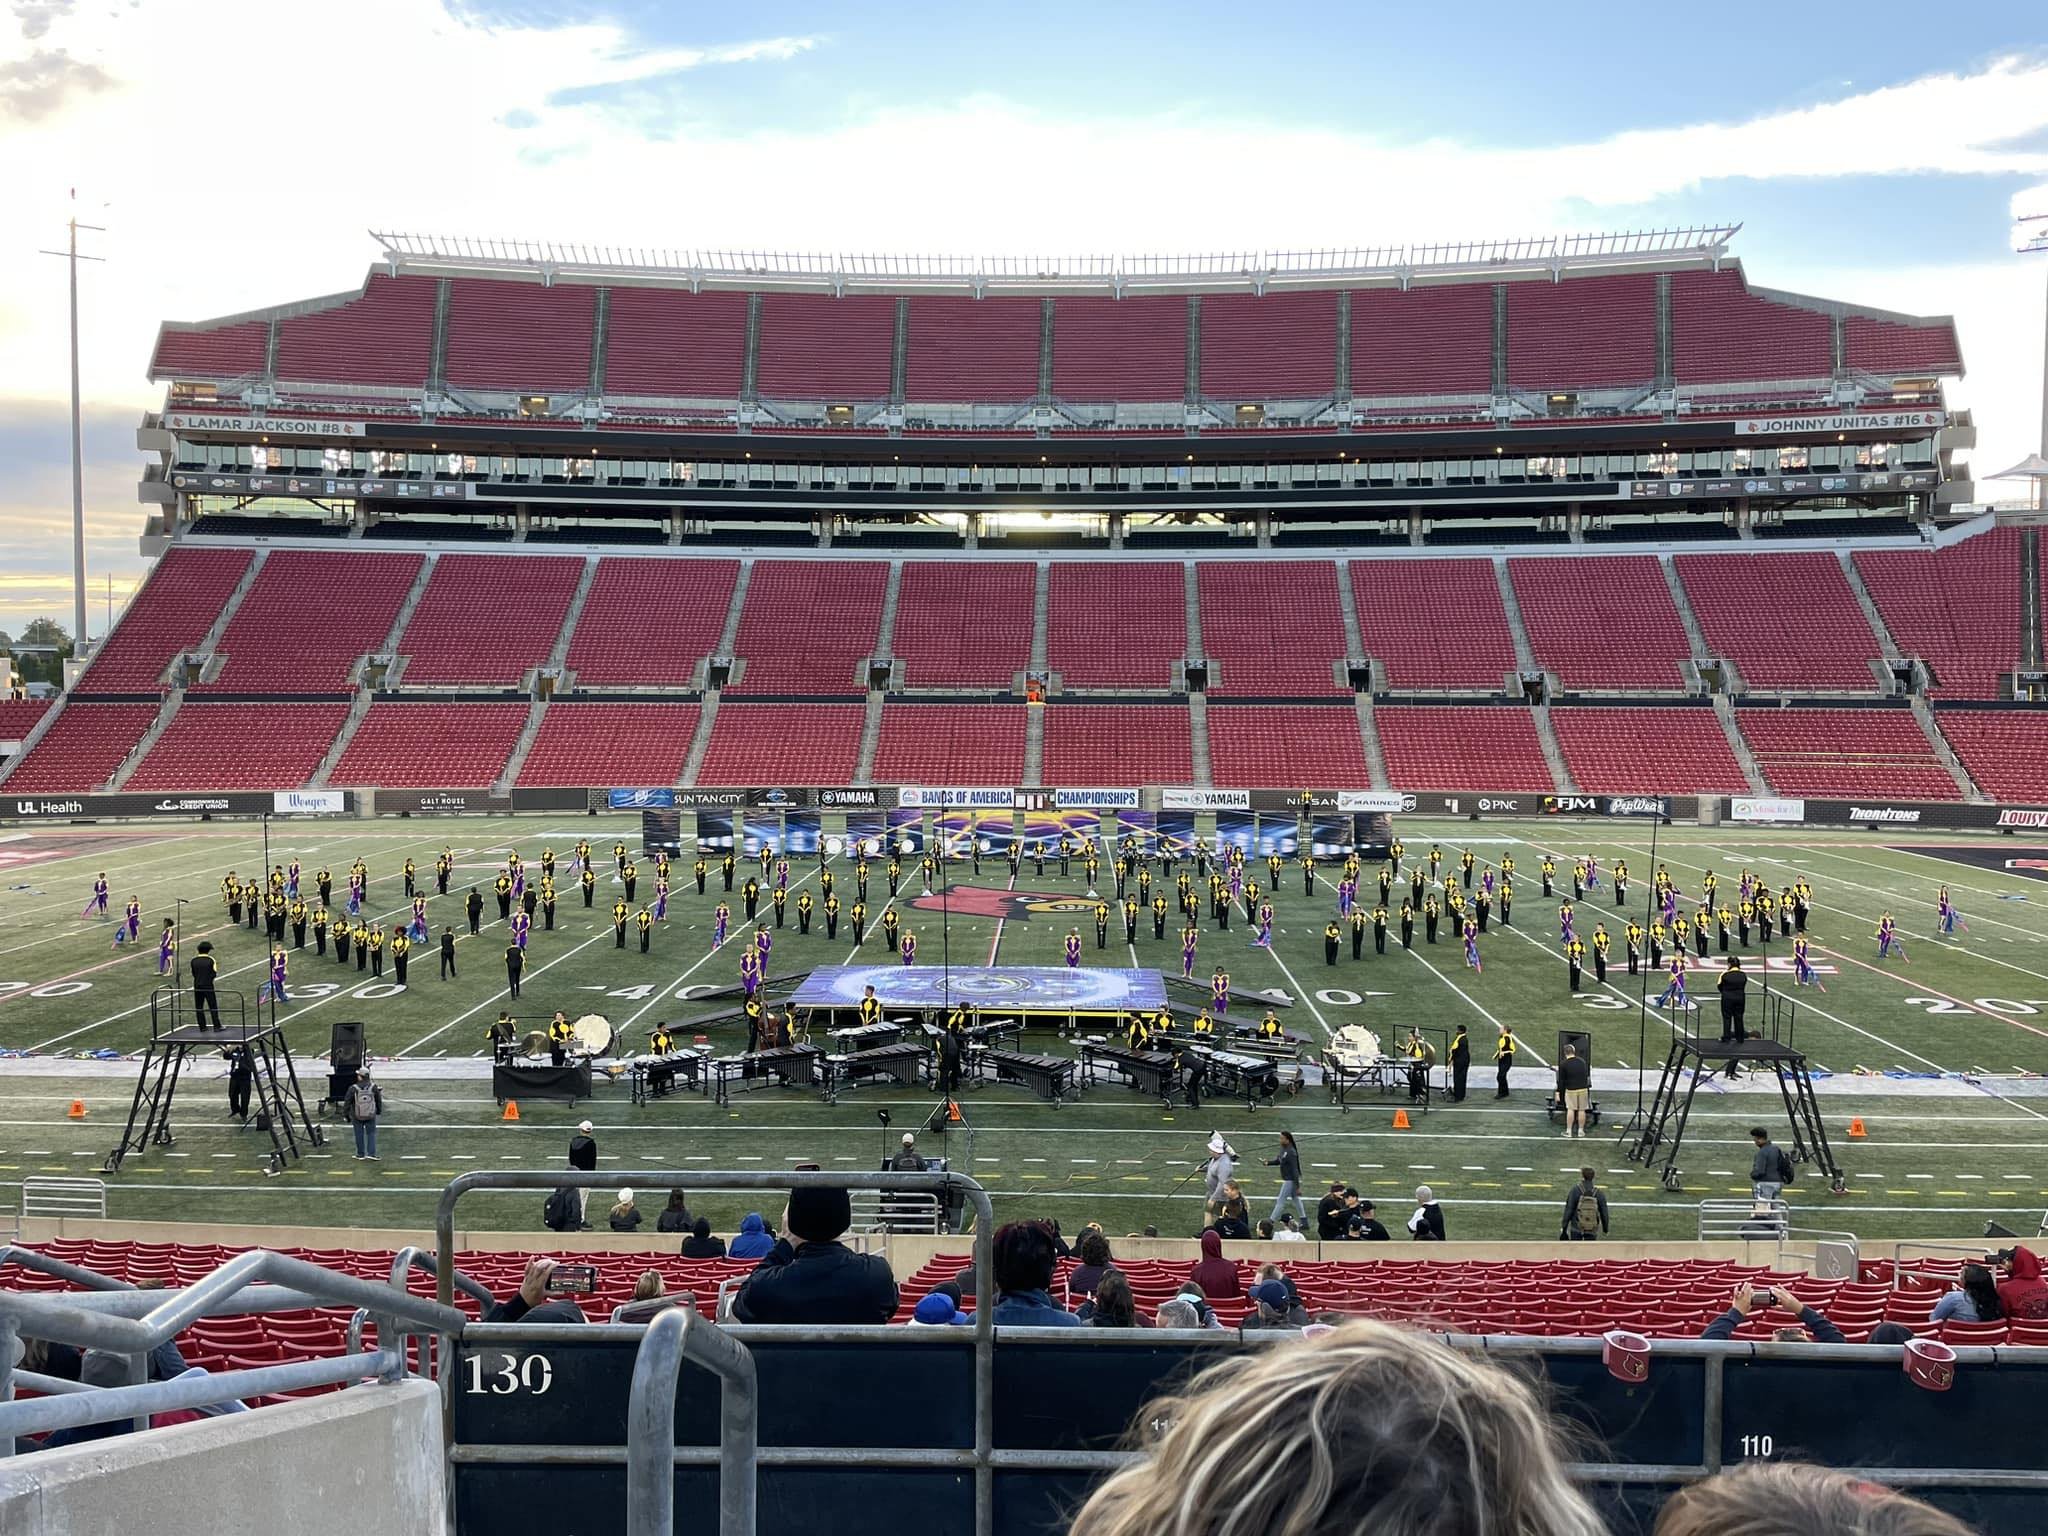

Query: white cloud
[0,0,2043,623]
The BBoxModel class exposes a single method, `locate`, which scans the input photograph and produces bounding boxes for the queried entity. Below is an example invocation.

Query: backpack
[542,1186,578,1232]
[1575,1187,1602,1235]
[349,1084,380,1122]
[1776,1148,1796,1185]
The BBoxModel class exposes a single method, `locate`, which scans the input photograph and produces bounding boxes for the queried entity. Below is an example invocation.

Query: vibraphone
[710,1043,825,1105]
[978,1048,1075,1106]
[820,1040,931,1103]
[1193,1045,1281,1106]
[827,1021,903,1053]
[1225,1029,1307,1063]
[1080,1041,1176,1098]
[628,1051,707,1105]
[1322,1053,1425,1112]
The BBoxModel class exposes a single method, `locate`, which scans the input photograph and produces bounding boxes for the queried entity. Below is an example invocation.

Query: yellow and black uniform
[1565,937,1586,992]
[649,1026,675,1057]
[1369,902,1388,956]
[581,867,596,907]
[368,925,385,977]
[823,892,840,939]
[772,884,787,928]
[1192,1011,1215,1037]
[391,932,410,984]
[352,922,370,971]
[797,890,814,934]
[1540,857,1556,897]
[495,873,513,920]
[1258,1011,1283,1040]
[1300,854,1318,896]
[881,908,901,952]
[1460,849,1475,889]
[1123,898,1139,942]
[1399,901,1414,949]
[742,878,760,919]
[1625,921,1644,974]
[1323,920,1342,965]
[1592,925,1610,982]
[548,1012,574,1060]
[622,861,638,903]
[693,857,708,894]
[721,853,736,891]
[1424,897,1441,944]
[504,942,525,998]
[312,906,329,955]
[612,900,630,948]
[488,1013,516,1060]
[887,859,902,896]
[850,900,866,944]
[542,849,557,882]
[636,907,653,952]
[1125,1013,1151,1050]
[1152,894,1169,938]
[1093,901,1110,948]
[743,997,765,1051]
[540,877,556,930]
[858,992,882,1028]
[1347,907,1366,958]
[1715,906,1733,953]
[289,899,308,948]
[820,868,834,899]
[1494,1028,1518,1097]
[1649,921,1667,968]
[612,842,628,874]
[403,858,417,898]
[1244,879,1262,920]
[1500,881,1514,927]
[1672,915,1690,957]
[1388,839,1405,875]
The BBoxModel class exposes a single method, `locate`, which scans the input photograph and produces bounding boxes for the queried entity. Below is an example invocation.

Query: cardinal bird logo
[903,886,1095,920]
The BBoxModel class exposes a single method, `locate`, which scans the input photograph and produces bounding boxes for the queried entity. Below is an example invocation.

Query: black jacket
[1316,1194,1349,1240]
[568,1134,598,1171]
[1266,1145,1301,1184]
[731,1238,898,1324]
[189,954,218,990]
[680,1233,728,1259]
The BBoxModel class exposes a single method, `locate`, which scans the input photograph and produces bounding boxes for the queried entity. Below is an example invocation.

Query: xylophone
[710,1043,825,1105]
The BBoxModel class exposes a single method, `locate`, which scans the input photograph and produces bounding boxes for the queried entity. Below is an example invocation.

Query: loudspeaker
[330,1020,365,1071]
[1556,1029,1592,1066]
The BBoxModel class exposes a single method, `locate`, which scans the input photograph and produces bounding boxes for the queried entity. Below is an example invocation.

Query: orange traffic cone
[67,1099,86,1120]
[1846,1116,1867,1139]
[1392,1109,1411,1130]
[502,1100,520,1122]
[947,1099,964,1124]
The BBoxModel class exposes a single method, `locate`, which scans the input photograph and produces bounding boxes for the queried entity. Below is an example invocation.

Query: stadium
[3,220,2047,1535]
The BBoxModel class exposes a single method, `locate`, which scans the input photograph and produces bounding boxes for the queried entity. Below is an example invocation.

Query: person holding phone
[484,1257,592,1324]
[730,1180,898,1324]
[1700,1285,1844,1342]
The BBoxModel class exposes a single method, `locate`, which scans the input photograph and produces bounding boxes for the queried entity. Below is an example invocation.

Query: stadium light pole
[2024,214,2048,466]
[39,193,105,656]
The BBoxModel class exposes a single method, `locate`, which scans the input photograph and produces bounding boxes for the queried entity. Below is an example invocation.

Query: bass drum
[571,1013,617,1058]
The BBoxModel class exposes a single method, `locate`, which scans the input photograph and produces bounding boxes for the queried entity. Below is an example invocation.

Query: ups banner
[1728,797,2048,831]
[3,790,344,821]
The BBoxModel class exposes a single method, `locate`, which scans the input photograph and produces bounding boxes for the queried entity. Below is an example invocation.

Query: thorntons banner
[1723,798,2048,831]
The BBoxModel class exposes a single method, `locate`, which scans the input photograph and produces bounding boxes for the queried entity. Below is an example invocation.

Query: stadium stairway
[873,560,904,667]
[715,559,753,660]
[546,557,601,678]
[190,549,270,672]
[1029,560,1050,677]
[1333,557,1369,667]
[1659,554,1712,659]
[1182,561,1203,664]
[1492,556,1544,683]
[378,553,438,685]
[311,690,375,789]
[680,692,719,788]
[491,696,550,796]
[1909,695,1982,800]
[1023,696,1046,785]
[1188,693,1214,787]
[102,690,184,792]
[1356,694,1390,789]
[854,687,885,782]
[1837,548,1903,664]
[1710,695,1769,794]
[1532,704,1578,794]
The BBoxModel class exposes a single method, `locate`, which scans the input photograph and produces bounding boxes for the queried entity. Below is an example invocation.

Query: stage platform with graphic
[788,965,1167,1017]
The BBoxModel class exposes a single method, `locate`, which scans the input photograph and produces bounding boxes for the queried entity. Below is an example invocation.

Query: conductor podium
[107,987,322,1178]
[1622,991,1844,1194]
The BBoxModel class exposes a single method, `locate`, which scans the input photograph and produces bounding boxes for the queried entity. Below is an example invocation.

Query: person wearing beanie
[609,1188,643,1232]
[730,1183,898,1324]
[680,1216,727,1259]
[1242,1278,1311,1330]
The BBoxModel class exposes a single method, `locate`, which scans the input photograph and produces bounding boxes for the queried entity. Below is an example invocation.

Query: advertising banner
[272,790,347,815]
[378,789,513,816]
[1163,788,1251,811]
[897,786,1015,809]
[608,788,675,809]
[1730,797,1807,824]
[1051,787,1141,810]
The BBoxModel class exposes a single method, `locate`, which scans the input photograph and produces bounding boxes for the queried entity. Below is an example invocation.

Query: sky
[2,0,2046,639]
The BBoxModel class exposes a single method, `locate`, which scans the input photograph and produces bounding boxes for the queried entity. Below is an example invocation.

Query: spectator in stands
[1929,1263,2002,1324]
[729,1211,776,1260]
[1993,1246,2048,1319]
[632,1270,666,1303]
[655,1189,693,1234]
[1189,1229,1241,1299]
[1079,1270,1145,1328]
[989,1220,1083,1327]
[1168,1280,1225,1330]
[730,1186,898,1324]
[1155,1298,1204,1331]
[910,1291,966,1327]
[608,1188,643,1232]
[1868,1323,1916,1346]
[1069,1228,1114,1299]
[680,1217,727,1259]
[1701,1285,1844,1343]
[1651,1461,1973,1536]
[1067,1320,1608,1536]
[1561,1167,1609,1242]
[1315,1181,1350,1240]
[485,1257,588,1325]
[1242,1279,1311,1331]
[1407,1186,1446,1242]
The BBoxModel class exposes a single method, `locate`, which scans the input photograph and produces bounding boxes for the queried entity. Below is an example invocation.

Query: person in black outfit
[680,1217,727,1259]
[224,1042,254,1119]
[936,1026,964,1093]
[466,886,483,937]
[567,1121,598,1229]
[1449,1024,1470,1103]
[1315,1182,1350,1240]
[730,1186,898,1324]
[440,926,458,979]
[505,943,523,999]
[188,940,222,1030]
[1178,1050,1205,1112]
[1718,955,1750,1078]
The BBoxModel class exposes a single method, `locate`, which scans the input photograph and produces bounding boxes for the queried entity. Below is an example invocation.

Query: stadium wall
[0,1378,445,1536]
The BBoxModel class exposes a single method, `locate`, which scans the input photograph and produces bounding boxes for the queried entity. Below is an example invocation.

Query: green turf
[3,814,2046,1243]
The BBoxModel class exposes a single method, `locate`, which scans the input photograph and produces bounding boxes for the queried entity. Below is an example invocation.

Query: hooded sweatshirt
[1190,1229,1241,1298]
[1998,1247,2048,1320]
[729,1211,777,1260]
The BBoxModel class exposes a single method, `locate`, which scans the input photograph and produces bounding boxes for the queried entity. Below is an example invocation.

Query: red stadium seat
[3,702,160,792]
[567,558,738,688]
[1737,707,1959,800]
[725,561,887,697]
[891,564,1032,690]
[515,702,700,788]
[1353,558,1517,691]
[1376,706,1556,792]
[330,701,528,788]
[872,705,1026,784]
[1675,552,1879,692]
[74,547,253,694]
[396,555,584,687]
[1046,562,1188,690]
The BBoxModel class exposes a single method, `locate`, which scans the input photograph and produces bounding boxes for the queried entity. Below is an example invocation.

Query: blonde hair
[1067,1320,1605,1536]
[631,1269,665,1303]
[1653,1463,1976,1536]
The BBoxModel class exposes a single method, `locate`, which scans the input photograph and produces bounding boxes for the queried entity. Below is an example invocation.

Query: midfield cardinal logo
[903,886,1096,920]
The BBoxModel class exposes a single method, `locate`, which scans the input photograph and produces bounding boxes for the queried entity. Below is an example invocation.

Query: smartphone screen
[546,1263,598,1295]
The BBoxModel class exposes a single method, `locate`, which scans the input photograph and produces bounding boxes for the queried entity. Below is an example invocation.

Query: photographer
[1700,1284,1844,1343]
[485,1257,591,1325]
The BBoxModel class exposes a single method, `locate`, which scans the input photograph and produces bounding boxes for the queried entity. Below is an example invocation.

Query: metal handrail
[388,1244,497,1312]
[0,1244,136,1292]
[627,1305,758,1536]
[437,1169,997,1536]
[2,1350,401,1442]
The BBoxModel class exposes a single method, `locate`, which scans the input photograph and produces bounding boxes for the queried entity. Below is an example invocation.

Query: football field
[2,812,2046,1245]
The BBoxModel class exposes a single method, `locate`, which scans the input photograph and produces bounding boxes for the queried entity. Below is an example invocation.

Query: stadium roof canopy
[368,225,1744,298]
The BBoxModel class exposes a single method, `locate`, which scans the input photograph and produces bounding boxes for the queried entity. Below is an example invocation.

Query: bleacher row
[6,1242,2038,1394]
[12,696,2044,797]
[151,268,1961,405]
